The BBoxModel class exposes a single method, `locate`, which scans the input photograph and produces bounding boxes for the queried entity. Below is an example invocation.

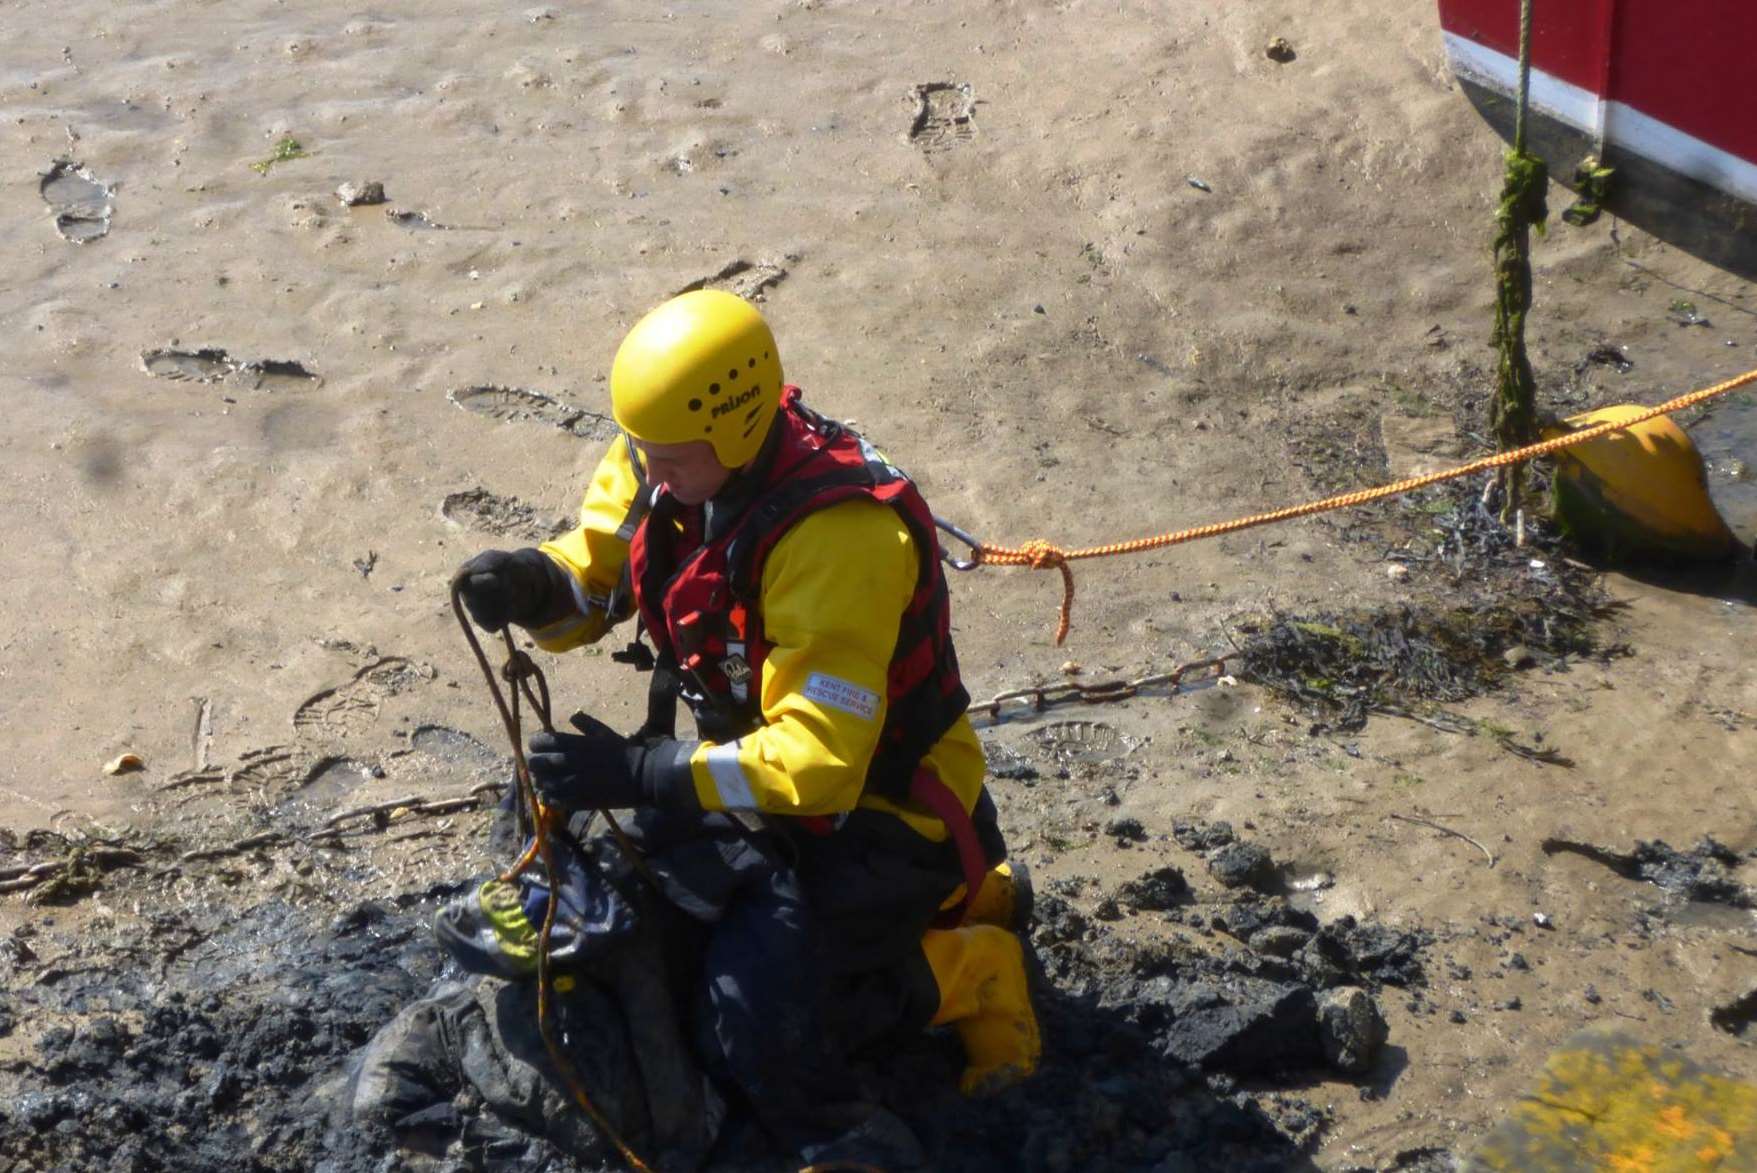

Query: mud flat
[0,0,1752,1167]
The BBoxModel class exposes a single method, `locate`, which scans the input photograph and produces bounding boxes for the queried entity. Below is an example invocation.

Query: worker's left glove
[526,713,695,812]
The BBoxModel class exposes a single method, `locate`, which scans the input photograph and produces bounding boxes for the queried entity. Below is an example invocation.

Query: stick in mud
[1388,813,1496,867]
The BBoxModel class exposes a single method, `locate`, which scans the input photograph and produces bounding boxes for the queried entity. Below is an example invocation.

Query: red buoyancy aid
[626,388,990,920]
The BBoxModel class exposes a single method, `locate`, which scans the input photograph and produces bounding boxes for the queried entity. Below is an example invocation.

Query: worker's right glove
[454,548,573,633]
[526,713,698,813]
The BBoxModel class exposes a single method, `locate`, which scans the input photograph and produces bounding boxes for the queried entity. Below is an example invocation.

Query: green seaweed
[250,137,308,176]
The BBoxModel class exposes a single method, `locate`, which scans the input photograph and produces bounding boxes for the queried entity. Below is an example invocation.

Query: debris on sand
[0,829,145,904]
[40,160,114,243]
[335,179,386,206]
[385,207,448,230]
[1234,483,1611,734]
[140,347,320,390]
[249,136,308,176]
[1541,836,1754,908]
[1266,37,1298,63]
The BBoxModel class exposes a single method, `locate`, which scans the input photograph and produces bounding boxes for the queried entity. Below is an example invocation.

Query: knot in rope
[1019,539,1069,570]
[501,649,538,684]
[1008,540,1076,646]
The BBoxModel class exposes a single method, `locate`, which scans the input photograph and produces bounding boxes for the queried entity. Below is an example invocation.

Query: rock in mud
[1117,866,1189,911]
[1317,987,1388,1074]
[1105,816,1148,846]
[1173,819,1235,852]
[335,180,386,206]
[1207,841,1275,890]
[1212,896,1317,946]
[1151,976,1323,1076]
[1296,916,1428,989]
[1031,893,1091,946]
[1250,925,1313,959]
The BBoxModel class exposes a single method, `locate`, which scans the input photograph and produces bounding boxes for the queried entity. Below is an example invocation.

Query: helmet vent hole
[748,358,756,368]
[709,382,721,395]
[688,398,703,412]
[728,368,738,380]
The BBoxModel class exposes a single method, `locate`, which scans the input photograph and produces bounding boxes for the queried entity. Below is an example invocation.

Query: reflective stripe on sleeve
[704,740,756,810]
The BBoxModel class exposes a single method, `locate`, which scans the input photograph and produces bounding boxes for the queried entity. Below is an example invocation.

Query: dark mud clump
[1116,865,1190,911]
[1710,987,1757,1038]
[1541,836,1755,908]
[1172,819,1237,852]
[0,897,452,1173]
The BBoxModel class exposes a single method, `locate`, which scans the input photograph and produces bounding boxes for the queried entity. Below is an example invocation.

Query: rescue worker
[453,290,1039,1158]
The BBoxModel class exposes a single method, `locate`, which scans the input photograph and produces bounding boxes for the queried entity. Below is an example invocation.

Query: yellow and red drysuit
[520,388,1011,1151]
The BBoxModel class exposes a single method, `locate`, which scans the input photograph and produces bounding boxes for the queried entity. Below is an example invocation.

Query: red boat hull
[1438,0,1757,206]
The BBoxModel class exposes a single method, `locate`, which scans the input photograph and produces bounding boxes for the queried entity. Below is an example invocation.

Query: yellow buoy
[1546,405,1738,562]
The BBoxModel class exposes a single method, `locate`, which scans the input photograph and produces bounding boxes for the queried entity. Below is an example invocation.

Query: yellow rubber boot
[921,925,1041,1096]
[964,860,1033,931]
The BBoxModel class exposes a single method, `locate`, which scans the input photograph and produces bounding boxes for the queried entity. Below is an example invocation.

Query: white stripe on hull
[1442,31,1757,205]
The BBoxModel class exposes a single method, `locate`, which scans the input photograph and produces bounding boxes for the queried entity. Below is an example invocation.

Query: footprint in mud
[1032,719,1129,765]
[448,384,617,440]
[907,83,975,153]
[40,160,114,243]
[141,347,233,383]
[162,745,315,804]
[409,724,509,779]
[231,746,314,793]
[285,756,376,808]
[675,257,791,303]
[293,657,432,740]
[140,347,321,391]
[440,488,571,542]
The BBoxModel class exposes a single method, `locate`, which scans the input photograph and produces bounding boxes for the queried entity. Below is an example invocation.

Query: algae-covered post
[1490,0,1545,522]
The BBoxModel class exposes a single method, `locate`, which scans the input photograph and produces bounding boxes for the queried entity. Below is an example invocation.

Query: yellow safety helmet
[610,290,784,469]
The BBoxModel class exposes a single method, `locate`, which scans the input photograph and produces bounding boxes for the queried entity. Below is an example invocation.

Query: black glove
[526,713,696,812]
[455,548,569,633]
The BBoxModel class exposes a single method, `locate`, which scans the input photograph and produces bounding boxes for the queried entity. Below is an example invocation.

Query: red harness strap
[908,769,989,929]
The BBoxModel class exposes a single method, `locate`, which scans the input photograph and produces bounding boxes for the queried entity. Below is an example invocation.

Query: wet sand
[1,0,1753,1165]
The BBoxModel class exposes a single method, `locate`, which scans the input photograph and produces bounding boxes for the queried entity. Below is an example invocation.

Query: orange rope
[449,583,654,1173]
[978,366,1757,644]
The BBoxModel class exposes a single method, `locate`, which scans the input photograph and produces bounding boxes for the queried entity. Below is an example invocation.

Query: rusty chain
[969,655,1234,725]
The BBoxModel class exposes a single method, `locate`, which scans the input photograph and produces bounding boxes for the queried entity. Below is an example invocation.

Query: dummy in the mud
[445,290,1040,1163]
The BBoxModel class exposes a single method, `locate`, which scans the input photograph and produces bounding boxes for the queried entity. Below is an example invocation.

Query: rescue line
[938,364,1757,644]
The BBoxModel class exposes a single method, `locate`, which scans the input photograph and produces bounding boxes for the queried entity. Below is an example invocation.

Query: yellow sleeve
[684,499,914,818]
[532,435,646,652]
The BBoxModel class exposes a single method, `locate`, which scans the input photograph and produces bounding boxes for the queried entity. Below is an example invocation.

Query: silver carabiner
[934,516,985,571]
